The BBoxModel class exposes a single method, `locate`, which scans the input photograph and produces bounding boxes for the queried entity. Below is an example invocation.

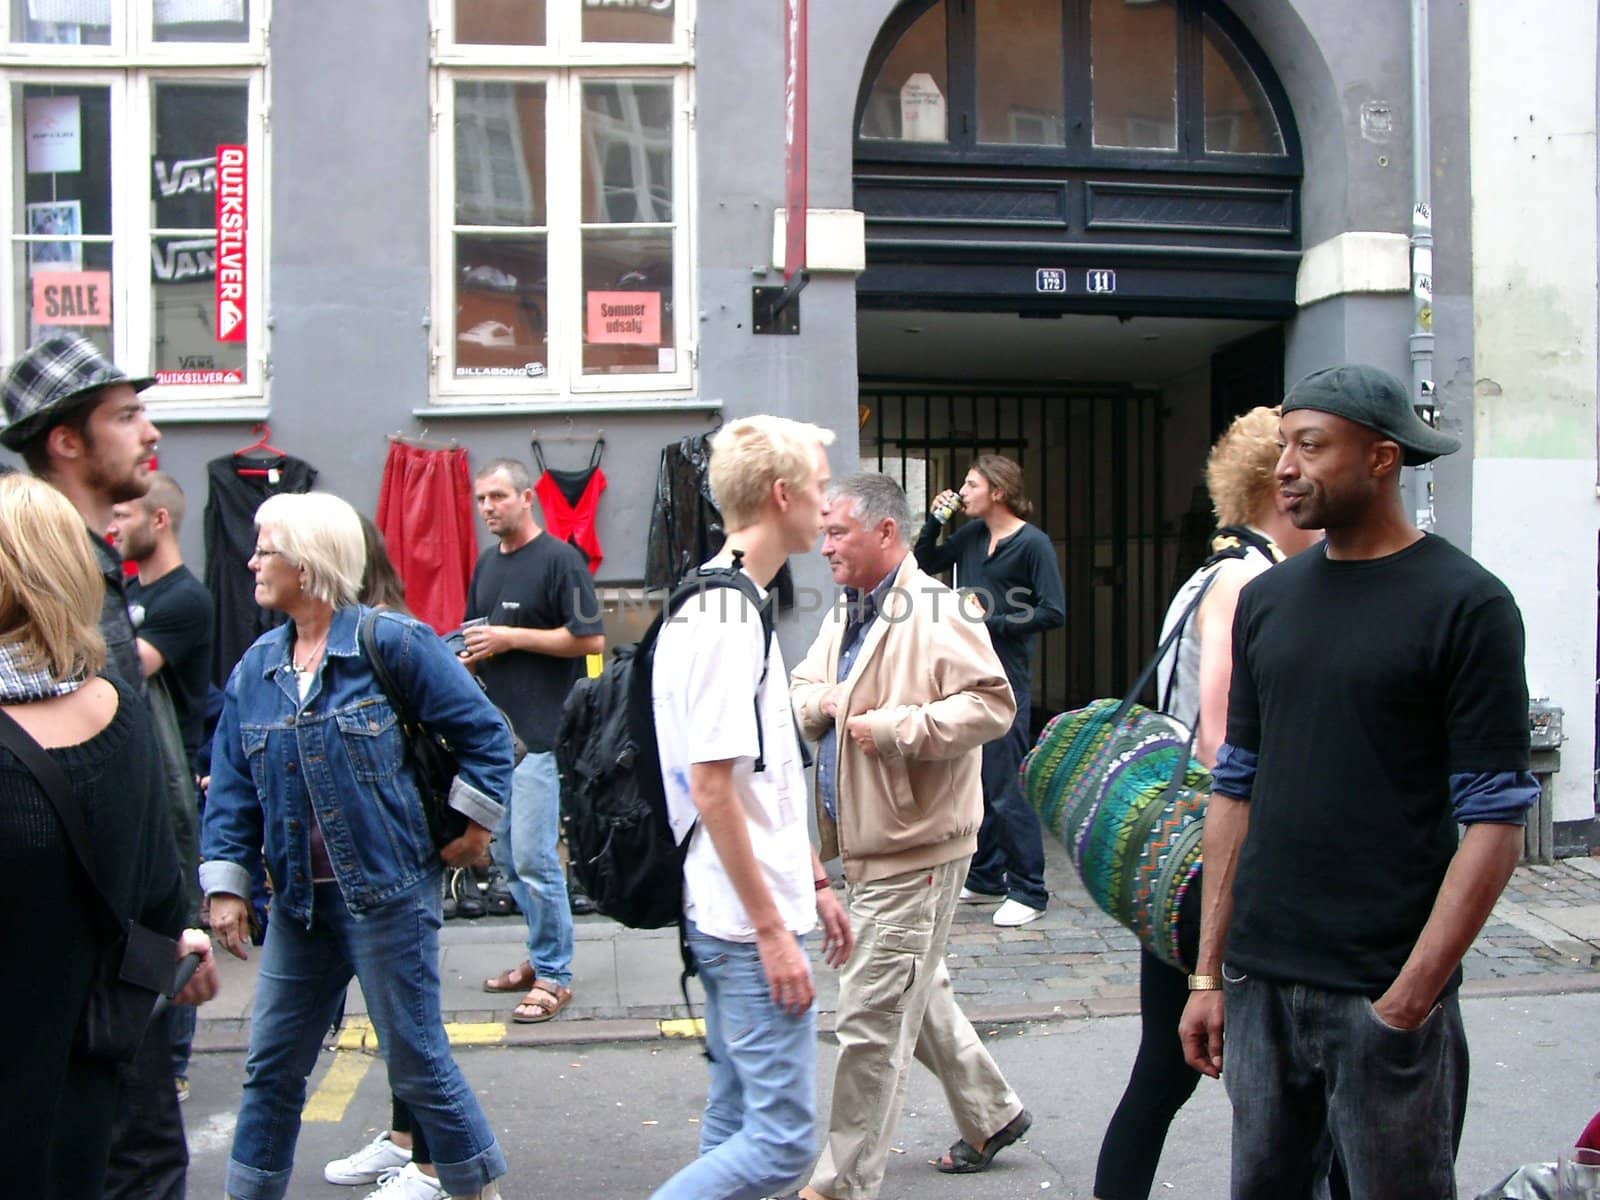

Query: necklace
[291,630,330,674]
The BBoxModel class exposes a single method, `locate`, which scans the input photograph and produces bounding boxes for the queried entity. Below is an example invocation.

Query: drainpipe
[1408,0,1437,530]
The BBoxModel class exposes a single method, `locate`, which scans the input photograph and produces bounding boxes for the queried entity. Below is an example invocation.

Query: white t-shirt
[651,574,816,943]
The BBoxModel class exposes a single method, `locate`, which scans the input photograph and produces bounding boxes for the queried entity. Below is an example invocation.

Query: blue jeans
[650,924,817,1200]
[224,880,505,1200]
[492,751,574,987]
[967,690,1048,910]
[1223,971,1468,1200]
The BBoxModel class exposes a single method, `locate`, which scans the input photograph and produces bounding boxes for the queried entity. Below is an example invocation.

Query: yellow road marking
[332,1018,508,1052]
[658,1018,706,1039]
[302,1050,373,1123]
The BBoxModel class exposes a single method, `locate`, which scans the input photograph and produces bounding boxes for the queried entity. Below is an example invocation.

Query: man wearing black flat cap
[1178,364,1538,1199]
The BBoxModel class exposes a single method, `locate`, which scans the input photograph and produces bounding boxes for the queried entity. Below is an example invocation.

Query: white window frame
[0,1,270,415]
[430,0,696,410]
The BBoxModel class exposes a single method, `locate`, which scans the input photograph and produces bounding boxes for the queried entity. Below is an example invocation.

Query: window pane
[153,0,249,43]
[150,82,248,229]
[454,234,549,381]
[583,0,674,45]
[14,83,111,354]
[16,240,113,357]
[976,0,1063,146]
[1203,16,1284,155]
[455,0,545,46]
[455,82,546,227]
[1091,0,1176,150]
[581,81,673,224]
[147,83,250,381]
[860,0,947,142]
[581,228,673,376]
[9,0,111,45]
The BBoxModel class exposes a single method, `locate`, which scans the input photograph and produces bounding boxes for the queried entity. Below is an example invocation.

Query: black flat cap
[1282,364,1460,466]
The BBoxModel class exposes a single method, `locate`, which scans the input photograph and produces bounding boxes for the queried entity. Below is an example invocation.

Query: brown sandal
[511,982,573,1024]
[482,960,535,994]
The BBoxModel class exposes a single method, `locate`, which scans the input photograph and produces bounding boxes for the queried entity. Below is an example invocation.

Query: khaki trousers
[809,856,1023,1199]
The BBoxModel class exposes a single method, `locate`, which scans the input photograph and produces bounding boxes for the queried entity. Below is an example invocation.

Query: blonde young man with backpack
[648,416,853,1200]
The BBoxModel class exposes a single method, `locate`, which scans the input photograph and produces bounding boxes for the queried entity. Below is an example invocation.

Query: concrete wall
[1468,2,1599,832]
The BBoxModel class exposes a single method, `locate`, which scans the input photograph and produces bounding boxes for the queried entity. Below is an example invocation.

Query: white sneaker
[993,898,1045,927]
[959,886,1005,903]
[325,1131,413,1185]
[362,1163,447,1200]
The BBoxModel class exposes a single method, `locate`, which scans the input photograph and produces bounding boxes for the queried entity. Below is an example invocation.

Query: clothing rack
[388,428,459,451]
[530,418,605,443]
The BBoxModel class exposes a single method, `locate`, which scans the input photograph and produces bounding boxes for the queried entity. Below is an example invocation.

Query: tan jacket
[791,554,1016,882]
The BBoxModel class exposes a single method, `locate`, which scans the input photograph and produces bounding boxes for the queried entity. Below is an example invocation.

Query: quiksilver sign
[214,144,246,343]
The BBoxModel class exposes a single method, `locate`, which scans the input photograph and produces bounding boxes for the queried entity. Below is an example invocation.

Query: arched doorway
[854,0,1302,718]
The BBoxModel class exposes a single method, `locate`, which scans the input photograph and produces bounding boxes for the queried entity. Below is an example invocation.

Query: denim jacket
[199,605,512,921]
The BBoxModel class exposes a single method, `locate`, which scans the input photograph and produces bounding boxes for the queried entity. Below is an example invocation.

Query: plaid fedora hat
[1,335,154,451]
[1281,364,1460,466]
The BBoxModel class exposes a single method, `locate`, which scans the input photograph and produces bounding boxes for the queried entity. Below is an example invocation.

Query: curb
[191,970,1600,1055]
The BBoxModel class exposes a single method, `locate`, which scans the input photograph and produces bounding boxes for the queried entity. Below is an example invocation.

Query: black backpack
[556,555,775,930]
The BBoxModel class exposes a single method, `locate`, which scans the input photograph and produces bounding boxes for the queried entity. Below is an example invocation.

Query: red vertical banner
[783,0,807,281]
[215,144,247,343]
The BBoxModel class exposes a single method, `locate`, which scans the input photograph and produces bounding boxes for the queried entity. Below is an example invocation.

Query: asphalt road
[183,990,1600,1199]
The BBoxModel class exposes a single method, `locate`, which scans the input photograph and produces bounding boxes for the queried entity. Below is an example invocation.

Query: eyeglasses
[247,546,286,565]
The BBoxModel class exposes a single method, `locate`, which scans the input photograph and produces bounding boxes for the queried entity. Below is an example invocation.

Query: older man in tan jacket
[789,473,1034,1200]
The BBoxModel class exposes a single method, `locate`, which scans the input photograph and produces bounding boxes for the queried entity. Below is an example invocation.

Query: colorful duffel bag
[1020,573,1219,971]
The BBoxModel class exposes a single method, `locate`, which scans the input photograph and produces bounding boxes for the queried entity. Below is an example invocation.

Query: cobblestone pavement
[195,838,1600,1050]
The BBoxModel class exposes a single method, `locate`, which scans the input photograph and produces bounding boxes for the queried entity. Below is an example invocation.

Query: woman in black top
[0,474,218,1197]
[915,454,1065,927]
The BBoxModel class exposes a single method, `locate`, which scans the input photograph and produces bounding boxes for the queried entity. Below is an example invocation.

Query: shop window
[1202,14,1283,154]
[859,0,946,143]
[1090,0,1177,150]
[857,0,1295,169]
[976,0,1063,147]
[435,2,693,403]
[2,2,267,403]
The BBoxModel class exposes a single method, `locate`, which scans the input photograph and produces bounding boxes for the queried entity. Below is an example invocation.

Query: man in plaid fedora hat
[1,335,159,688]
[1,334,202,1198]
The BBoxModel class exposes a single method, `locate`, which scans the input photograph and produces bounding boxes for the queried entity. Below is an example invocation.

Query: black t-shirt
[912,516,1066,698]
[128,564,214,763]
[465,533,604,753]
[1222,534,1531,997]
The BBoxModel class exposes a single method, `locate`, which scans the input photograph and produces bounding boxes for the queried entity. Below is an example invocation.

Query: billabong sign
[214,144,246,342]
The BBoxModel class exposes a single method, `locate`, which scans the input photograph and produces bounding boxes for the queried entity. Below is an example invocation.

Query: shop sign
[32,270,111,326]
[899,73,945,144]
[155,367,244,386]
[24,95,80,174]
[214,144,246,342]
[152,236,216,283]
[586,290,661,344]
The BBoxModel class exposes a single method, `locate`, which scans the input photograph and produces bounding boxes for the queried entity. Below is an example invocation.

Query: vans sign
[214,144,247,343]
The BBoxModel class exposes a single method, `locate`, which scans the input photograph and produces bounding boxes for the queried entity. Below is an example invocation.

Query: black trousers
[102,1008,189,1200]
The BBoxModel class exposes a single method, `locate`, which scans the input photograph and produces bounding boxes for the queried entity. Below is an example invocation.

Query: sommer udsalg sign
[586,290,661,344]
[214,144,246,342]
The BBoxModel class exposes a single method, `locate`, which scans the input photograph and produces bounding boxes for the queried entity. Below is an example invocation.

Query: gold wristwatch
[1187,974,1223,991]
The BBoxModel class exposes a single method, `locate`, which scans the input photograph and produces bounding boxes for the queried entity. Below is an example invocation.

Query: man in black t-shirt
[463,458,604,1024]
[1177,365,1536,1199]
[110,472,214,765]
[108,470,215,1107]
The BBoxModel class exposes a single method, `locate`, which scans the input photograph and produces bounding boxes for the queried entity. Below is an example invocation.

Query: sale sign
[215,144,246,342]
[32,271,112,326]
[586,291,661,344]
